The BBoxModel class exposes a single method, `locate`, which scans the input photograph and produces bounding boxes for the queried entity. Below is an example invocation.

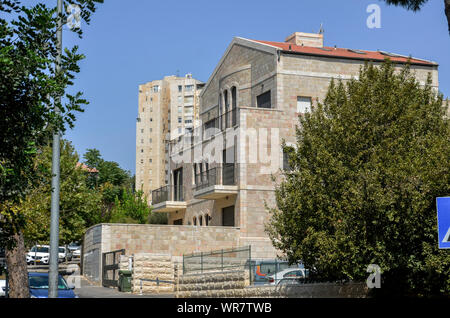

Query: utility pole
[48,0,63,298]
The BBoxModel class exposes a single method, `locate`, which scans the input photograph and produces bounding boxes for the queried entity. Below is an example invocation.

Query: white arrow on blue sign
[437,197,450,249]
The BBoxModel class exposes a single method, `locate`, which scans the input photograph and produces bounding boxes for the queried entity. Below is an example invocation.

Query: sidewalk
[74,277,174,298]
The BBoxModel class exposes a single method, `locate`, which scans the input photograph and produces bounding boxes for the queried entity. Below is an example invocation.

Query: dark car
[28,272,77,298]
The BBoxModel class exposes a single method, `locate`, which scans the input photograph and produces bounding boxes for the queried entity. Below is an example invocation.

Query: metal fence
[102,249,125,288]
[194,164,236,191]
[183,246,251,279]
[152,185,184,204]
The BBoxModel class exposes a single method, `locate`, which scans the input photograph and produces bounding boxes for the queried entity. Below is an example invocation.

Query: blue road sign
[437,197,450,249]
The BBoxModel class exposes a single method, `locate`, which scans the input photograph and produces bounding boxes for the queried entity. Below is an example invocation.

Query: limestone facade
[136,75,204,200]
[152,32,439,260]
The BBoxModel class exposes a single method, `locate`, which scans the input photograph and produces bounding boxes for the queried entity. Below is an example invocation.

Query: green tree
[0,0,102,298]
[267,61,450,297]
[82,148,133,219]
[21,140,102,246]
[380,0,450,34]
[109,190,146,224]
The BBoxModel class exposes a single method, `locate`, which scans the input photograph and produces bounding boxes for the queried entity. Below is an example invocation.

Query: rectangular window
[185,85,194,92]
[178,85,182,93]
[297,96,312,113]
[184,96,194,104]
[152,85,160,93]
[283,146,294,171]
[178,96,182,103]
[178,117,182,123]
[257,91,271,109]
[178,106,182,113]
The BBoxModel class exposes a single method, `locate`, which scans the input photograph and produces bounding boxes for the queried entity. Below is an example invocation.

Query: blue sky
[53,0,450,174]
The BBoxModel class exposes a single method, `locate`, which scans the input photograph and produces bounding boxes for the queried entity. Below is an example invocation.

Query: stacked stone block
[132,253,175,294]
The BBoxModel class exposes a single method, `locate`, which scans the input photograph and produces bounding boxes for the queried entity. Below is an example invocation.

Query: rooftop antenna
[319,23,324,34]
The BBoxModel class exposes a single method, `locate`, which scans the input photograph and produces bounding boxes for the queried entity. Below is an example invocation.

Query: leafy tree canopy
[267,61,450,297]
[0,0,102,249]
[21,139,102,245]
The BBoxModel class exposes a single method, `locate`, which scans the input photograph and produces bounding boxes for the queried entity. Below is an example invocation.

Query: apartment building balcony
[151,185,186,213]
[203,108,238,139]
[193,164,238,200]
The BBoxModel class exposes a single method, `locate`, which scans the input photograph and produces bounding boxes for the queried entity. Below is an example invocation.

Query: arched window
[218,93,223,130]
[199,216,203,226]
[223,90,229,129]
[193,217,197,226]
[205,214,209,226]
[231,87,237,126]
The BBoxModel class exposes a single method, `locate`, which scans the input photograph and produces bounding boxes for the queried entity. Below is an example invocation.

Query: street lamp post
[48,0,63,298]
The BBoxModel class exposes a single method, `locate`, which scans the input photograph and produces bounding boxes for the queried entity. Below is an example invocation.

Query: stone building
[135,74,204,200]
[150,31,439,259]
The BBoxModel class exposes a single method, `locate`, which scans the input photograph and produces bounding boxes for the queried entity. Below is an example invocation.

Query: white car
[72,248,81,258]
[58,246,72,262]
[266,268,309,285]
[26,245,50,265]
[0,280,6,297]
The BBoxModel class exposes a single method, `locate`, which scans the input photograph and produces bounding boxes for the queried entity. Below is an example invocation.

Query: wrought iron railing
[194,167,218,191]
[183,246,251,277]
[152,185,184,205]
[202,108,239,139]
[194,164,236,191]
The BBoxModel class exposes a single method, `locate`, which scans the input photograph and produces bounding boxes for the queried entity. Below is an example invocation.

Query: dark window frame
[257,90,272,109]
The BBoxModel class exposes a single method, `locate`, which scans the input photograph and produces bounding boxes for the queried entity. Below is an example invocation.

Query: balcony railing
[203,108,238,139]
[152,185,184,205]
[194,164,236,191]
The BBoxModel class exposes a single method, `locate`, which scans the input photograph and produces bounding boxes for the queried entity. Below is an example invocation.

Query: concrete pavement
[74,277,174,298]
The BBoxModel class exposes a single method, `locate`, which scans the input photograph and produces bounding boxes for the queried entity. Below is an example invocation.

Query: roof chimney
[285,32,323,48]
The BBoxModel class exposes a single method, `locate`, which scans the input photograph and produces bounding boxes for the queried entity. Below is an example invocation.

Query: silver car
[266,268,309,285]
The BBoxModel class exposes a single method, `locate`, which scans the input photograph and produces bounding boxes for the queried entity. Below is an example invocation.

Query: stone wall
[82,223,241,285]
[131,253,177,294]
[176,270,368,298]
[176,270,251,298]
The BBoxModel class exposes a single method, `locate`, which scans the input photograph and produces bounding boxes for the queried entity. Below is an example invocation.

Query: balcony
[151,185,186,213]
[203,108,238,139]
[193,164,238,200]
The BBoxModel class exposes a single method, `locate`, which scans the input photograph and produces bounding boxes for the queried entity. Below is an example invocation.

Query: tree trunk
[5,231,30,298]
[445,0,450,34]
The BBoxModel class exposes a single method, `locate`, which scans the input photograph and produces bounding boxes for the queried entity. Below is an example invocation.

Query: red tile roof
[76,162,99,173]
[252,40,436,66]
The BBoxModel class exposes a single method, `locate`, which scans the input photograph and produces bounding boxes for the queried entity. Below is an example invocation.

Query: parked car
[28,272,77,298]
[59,246,72,262]
[67,242,80,252]
[249,259,304,285]
[266,268,310,285]
[26,245,50,265]
[72,248,81,259]
[0,279,6,297]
